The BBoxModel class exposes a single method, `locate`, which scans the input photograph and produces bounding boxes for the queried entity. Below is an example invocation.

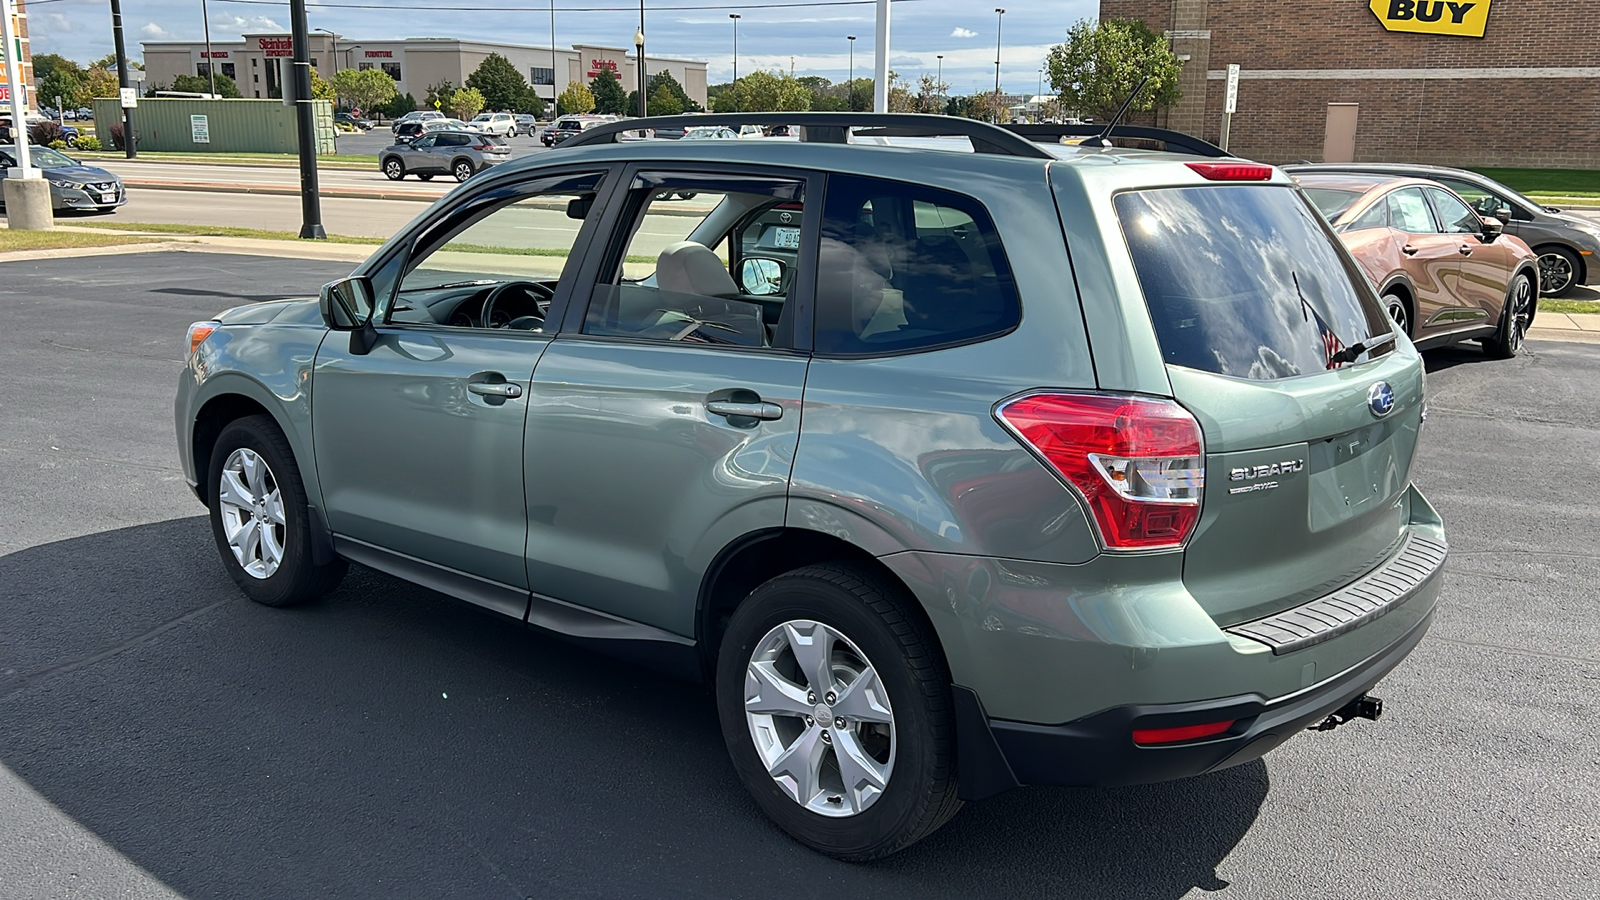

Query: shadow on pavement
[0,518,1266,899]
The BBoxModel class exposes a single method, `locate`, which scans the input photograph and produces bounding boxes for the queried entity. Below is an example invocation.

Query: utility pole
[635,0,646,118]
[201,0,216,96]
[872,0,889,112]
[549,0,557,111]
[729,14,739,86]
[846,35,855,109]
[289,0,324,238]
[108,0,137,158]
[993,8,1005,123]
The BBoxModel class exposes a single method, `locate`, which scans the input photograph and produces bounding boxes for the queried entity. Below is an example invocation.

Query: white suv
[471,112,518,137]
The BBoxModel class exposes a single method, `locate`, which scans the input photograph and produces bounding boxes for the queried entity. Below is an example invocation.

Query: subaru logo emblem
[1367,381,1396,418]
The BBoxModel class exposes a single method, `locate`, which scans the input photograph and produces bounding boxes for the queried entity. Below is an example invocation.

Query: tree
[38,69,83,111]
[1046,18,1181,122]
[382,92,418,117]
[556,80,594,116]
[309,67,335,103]
[846,78,873,112]
[424,79,455,111]
[647,84,684,117]
[90,53,140,71]
[913,73,949,114]
[172,73,242,98]
[811,94,848,112]
[795,75,831,94]
[82,66,121,102]
[332,67,398,114]
[466,53,527,111]
[515,88,546,118]
[886,71,914,113]
[448,87,485,120]
[716,71,811,113]
[647,71,699,112]
[34,53,79,84]
[589,67,627,116]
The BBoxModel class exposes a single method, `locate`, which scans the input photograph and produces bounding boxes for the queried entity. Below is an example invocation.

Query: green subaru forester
[176,114,1445,860]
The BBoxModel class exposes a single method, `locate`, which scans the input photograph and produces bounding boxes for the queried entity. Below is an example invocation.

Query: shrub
[108,122,138,150]
[29,121,64,146]
[75,135,102,151]
[48,140,68,151]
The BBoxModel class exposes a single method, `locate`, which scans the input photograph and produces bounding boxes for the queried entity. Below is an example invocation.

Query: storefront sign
[191,114,210,144]
[0,83,25,103]
[258,36,294,57]
[1370,0,1492,37]
[587,58,618,77]
[364,50,393,58]
[201,51,229,59]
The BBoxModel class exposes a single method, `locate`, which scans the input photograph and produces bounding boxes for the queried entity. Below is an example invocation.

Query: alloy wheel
[384,159,402,180]
[1384,294,1409,336]
[1508,275,1532,353]
[1538,252,1574,295]
[743,619,896,818]
[217,448,286,579]
[455,161,474,182]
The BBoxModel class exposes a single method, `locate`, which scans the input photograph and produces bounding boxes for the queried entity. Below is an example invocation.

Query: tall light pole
[289,0,324,238]
[846,35,855,109]
[549,0,558,109]
[635,0,646,118]
[872,0,889,112]
[315,27,339,77]
[729,14,740,86]
[936,54,943,110]
[201,0,217,96]
[993,8,1005,123]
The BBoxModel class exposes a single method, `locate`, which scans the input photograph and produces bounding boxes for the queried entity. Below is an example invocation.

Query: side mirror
[1495,205,1514,221]
[566,194,594,220]
[1479,216,1504,243]
[319,275,376,330]
[739,257,786,296]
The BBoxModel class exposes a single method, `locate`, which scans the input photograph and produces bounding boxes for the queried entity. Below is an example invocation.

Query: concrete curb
[78,156,375,171]
[1528,311,1600,344]
[0,240,202,263]
[120,179,443,203]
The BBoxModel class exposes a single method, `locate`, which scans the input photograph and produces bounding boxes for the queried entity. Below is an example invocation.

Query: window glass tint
[1304,188,1362,222]
[815,174,1020,354]
[1346,198,1390,232]
[583,187,793,348]
[1115,185,1392,381]
[1388,187,1437,233]
[1437,178,1505,217]
[1427,188,1481,234]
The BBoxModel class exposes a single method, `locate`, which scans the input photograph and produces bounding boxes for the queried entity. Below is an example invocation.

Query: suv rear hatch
[1113,182,1424,626]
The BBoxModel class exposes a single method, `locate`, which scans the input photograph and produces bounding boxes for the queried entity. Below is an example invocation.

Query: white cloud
[951,27,978,38]
[140,24,174,40]
[889,55,923,67]
[209,14,285,35]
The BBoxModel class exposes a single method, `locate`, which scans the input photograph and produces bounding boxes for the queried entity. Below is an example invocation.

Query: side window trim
[372,166,618,333]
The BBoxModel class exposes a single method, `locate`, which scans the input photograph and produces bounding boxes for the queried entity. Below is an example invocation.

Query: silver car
[0,145,125,213]
[379,130,511,183]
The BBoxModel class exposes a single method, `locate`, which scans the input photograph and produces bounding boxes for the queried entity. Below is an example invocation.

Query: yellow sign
[1370,0,1493,37]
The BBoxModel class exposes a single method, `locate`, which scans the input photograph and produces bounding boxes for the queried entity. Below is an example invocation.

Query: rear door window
[1115,185,1391,381]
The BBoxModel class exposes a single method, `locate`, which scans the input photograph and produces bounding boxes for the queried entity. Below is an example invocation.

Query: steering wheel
[480,281,554,329]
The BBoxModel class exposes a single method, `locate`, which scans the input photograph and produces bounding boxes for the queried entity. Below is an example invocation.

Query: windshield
[25,147,77,168]
[1303,188,1362,222]
[1116,184,1392,381]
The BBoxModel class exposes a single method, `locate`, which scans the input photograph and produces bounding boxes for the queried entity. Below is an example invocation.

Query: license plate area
[1308,420,1404,529]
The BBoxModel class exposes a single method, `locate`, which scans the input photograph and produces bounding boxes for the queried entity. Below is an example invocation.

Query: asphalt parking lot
[1,251,1596,899]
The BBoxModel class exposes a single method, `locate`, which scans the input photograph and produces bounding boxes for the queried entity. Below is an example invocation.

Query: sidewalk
[0,226,377,264]
[1529,312,1600,344]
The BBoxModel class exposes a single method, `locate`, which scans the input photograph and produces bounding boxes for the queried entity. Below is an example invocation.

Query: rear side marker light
[187,321,218,356]
[1186,162,1274,181]
[997,393,1204,550]
[1133,719,1236,745]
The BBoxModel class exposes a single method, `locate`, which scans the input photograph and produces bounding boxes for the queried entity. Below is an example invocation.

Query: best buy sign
[1370,0,1493,37]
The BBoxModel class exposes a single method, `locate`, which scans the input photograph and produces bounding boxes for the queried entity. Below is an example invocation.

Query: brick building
[1099,0,1600,168]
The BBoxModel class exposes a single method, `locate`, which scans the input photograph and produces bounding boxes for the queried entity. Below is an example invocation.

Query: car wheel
[1536,246,1580,297]
[417,173,434,181]
[453,159,475,182]
[1382,291,1412,338]
[66,136,79,148]
[508,128,517,138]
[206,415,347,607]
[716,562,961,861]
[382,158,405,181]
[1487,271,1535,359]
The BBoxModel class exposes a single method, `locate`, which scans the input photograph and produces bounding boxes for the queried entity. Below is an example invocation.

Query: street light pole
[993,8,1005,123]
[729,14,739,86]
[315,28,339,77]
[936,54,943,110]
[847,35,855,109]
[635,0,646,118]
[201,0,217,96]
[549,0,557,110]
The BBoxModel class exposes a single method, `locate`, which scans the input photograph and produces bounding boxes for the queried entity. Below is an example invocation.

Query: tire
[417,173,434,181]
[206,415,347,607]
[1536,246,1581,297]
[1382,291,1413,339]
[1486,271,1535,359]
[453,159,476,182]
[508,127,517,138]
[716,562,961,861]
[67,136,79,148]
[382,158,405,181]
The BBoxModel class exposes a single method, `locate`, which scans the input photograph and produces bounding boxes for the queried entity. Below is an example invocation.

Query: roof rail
[559,112,1054,159]
[1003,124,1231,158]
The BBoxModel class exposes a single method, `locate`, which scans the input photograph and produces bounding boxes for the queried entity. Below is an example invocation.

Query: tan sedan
[1298,173,1538,357]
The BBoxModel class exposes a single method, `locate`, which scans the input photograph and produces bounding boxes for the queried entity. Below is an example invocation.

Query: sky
[30,0,1098,95]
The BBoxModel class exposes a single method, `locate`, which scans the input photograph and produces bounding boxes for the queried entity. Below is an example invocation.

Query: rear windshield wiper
[1293,271,1370,367]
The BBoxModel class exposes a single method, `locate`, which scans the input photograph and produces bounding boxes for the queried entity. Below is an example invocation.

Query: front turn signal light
[187,321,218,357]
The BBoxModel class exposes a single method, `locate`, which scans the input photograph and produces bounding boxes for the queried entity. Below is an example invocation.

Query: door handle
[1402,245,1419,256]
[468,381,523,398]
[706,400,782,421]
[1459,244,1473,256]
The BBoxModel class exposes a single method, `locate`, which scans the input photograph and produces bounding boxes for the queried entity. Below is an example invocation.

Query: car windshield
[24,147,77,168]
[472,114,492,121]
[1303,188,1362,222]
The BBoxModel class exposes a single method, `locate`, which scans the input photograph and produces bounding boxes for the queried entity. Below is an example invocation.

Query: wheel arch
[190,391,278,507]
[1530,242,1584,287]
[451,156,476,173]
[1512,261,1541,324]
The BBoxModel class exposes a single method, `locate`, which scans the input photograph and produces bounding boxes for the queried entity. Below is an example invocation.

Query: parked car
[471,112,518,137]
[391,121,429,144]
[335,112,373,131]
[1285,163,1600,297]
[681,125,740,140]
[543,115,608,146]
[0,145,125,213]
[178,113,1444,862]
[1296,172,1538,356]
[391,110,445,134]
[379,130,510,182]
[513,113,539,134]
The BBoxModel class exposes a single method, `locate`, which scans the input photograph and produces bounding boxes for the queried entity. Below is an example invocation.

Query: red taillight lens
[1132,719,1236,745]
[1186,162,1274,181]
[997,393,1204,550]
[187,321,218,356]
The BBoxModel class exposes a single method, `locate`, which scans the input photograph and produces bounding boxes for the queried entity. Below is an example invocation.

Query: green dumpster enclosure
[91,98,336,154]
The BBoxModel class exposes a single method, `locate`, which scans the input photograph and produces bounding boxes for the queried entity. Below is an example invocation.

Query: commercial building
[1101,0,1600,168]
[142,34,708,110]
[4,0,36,113]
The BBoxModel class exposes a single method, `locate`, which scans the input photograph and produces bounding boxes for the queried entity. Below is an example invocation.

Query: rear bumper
[956,601,1434,798]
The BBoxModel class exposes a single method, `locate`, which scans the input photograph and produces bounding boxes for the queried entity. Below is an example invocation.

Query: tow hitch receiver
[1308,694,1383,732]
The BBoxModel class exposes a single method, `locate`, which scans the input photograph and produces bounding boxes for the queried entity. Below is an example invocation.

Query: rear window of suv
[1115,185,1392,381]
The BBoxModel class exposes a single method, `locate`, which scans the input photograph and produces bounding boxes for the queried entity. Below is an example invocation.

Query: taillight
[1132,719,1235,745]
[187,321,218,356]
[1186,162,1274,181]
[996,393,1204,550]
